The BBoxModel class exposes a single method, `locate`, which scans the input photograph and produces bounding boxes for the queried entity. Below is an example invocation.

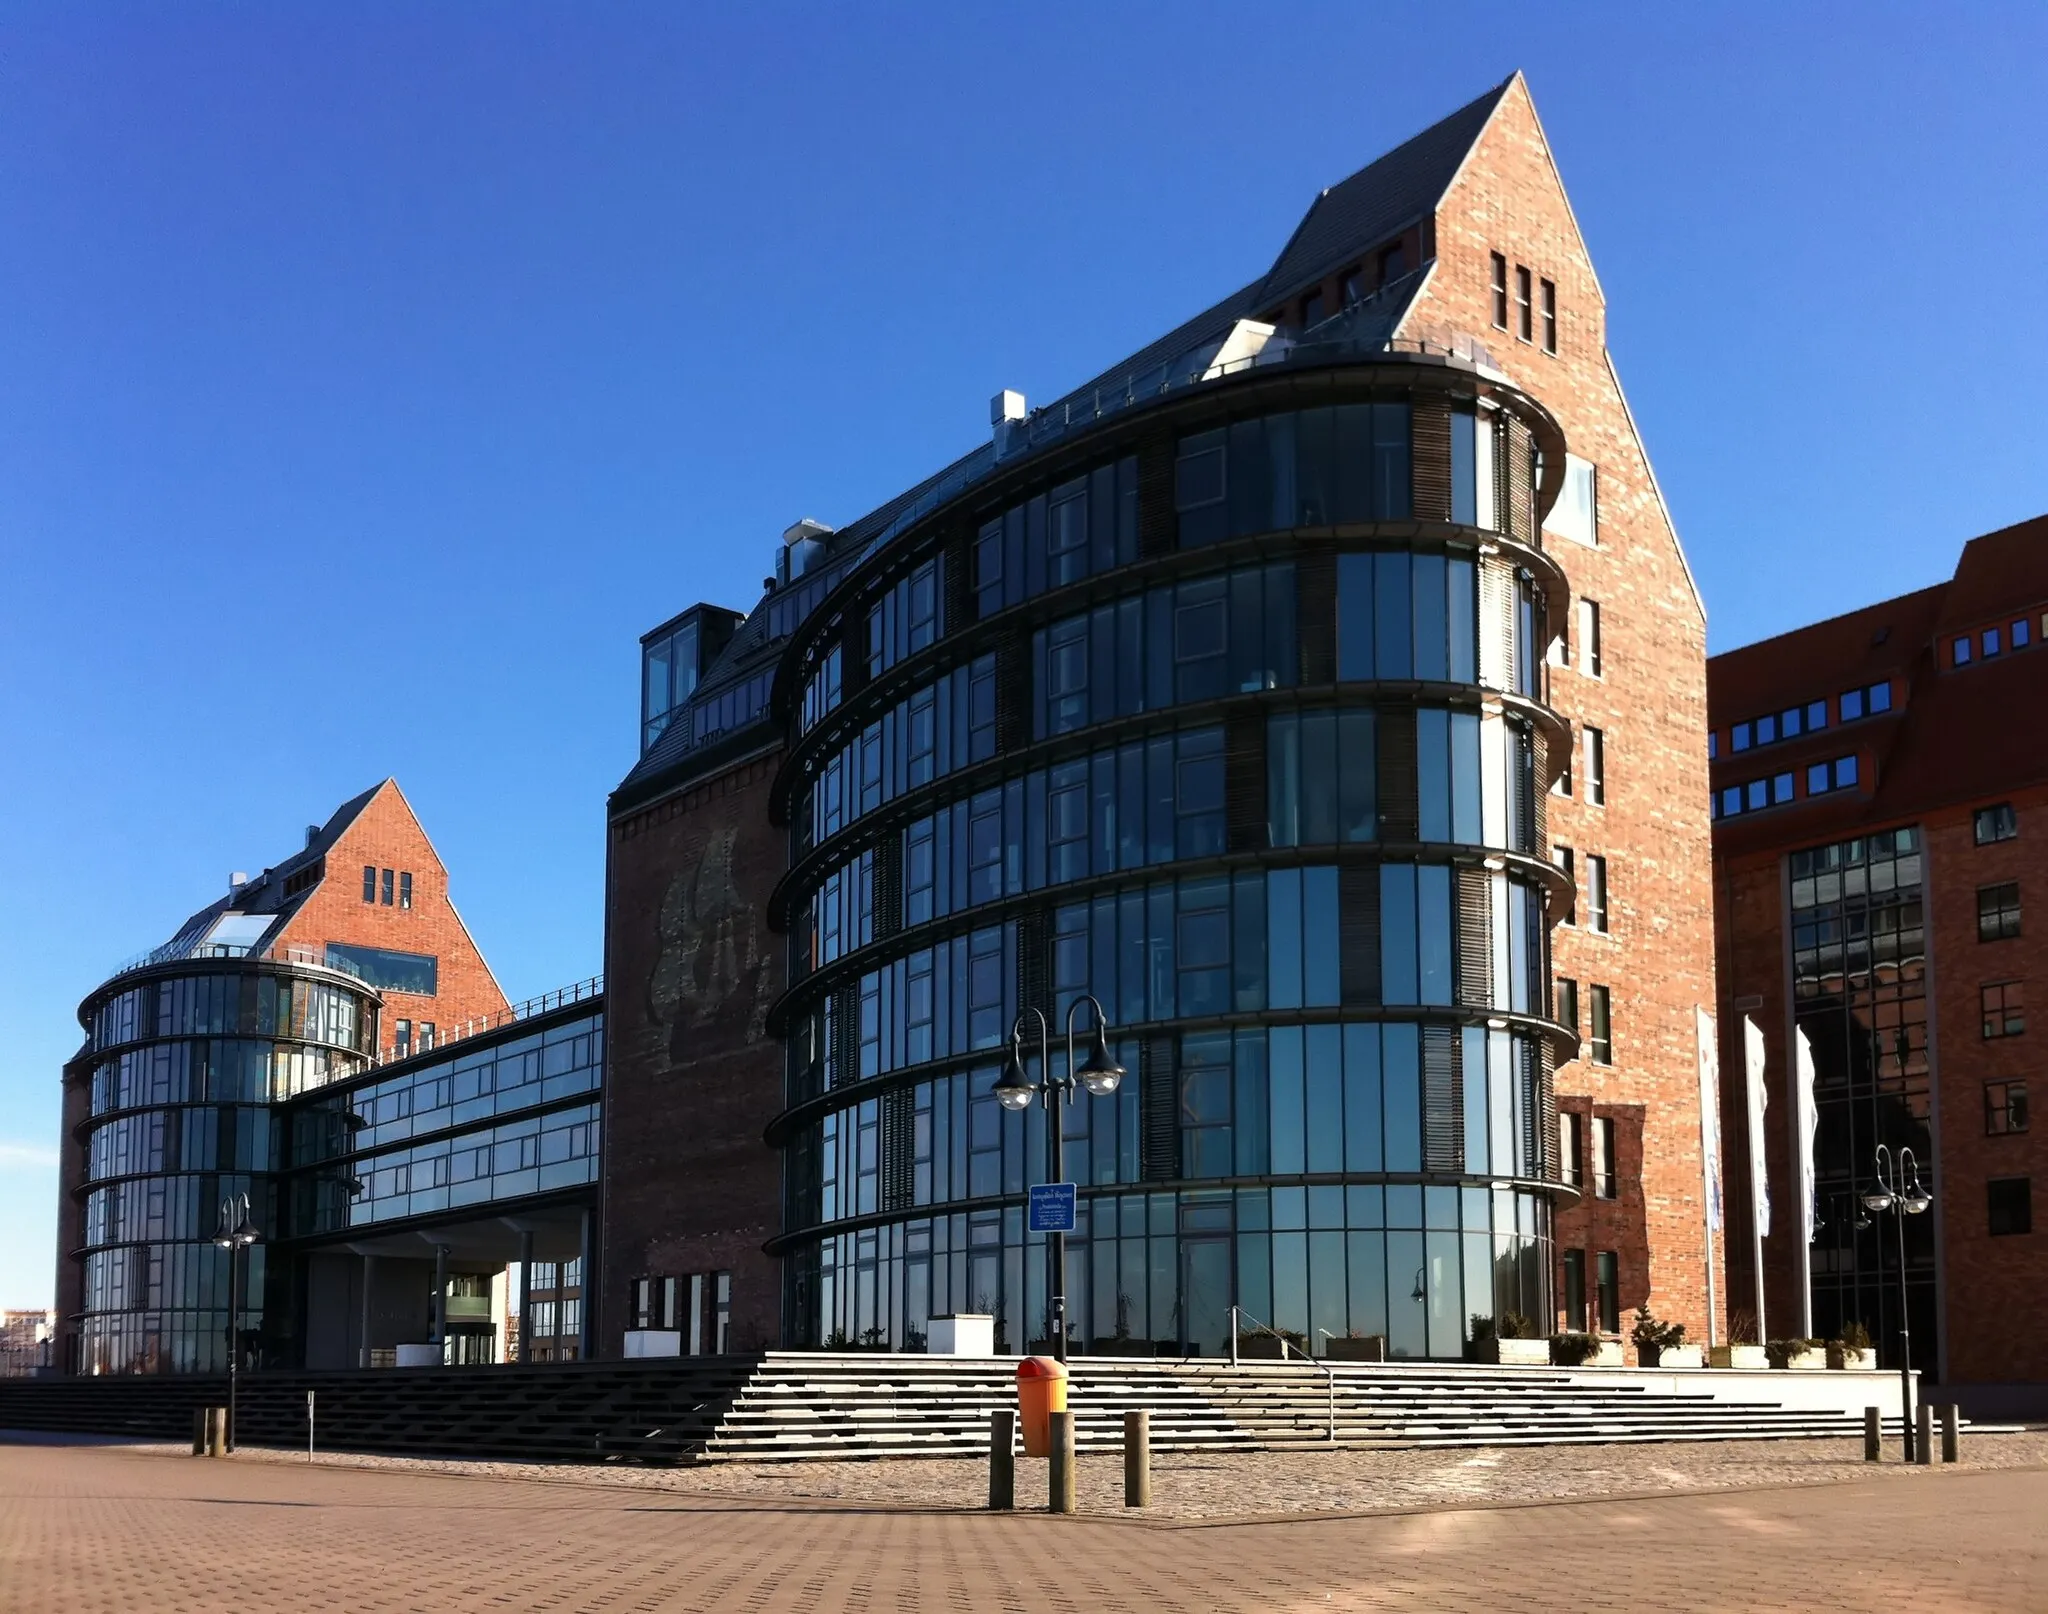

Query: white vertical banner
[1794,1026,1820,1338]
[1695,1009,1723,1346]
[1742,1015,1770,1342]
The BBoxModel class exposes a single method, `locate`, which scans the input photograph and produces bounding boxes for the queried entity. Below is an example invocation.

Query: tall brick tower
[1416,75,1718,1338]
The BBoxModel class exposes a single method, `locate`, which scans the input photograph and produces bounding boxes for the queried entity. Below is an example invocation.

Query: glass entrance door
[1181,1237,1233,1356]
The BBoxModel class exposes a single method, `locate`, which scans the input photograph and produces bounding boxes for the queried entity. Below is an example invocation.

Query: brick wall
[1924,789,2048,1384]
[599,748,788,1354]
[272,781,510,1058]
[1714,687,2048,1386]
[1416,77,1722,1351]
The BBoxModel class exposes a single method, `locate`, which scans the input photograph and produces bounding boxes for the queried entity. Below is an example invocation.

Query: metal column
[517,1229,534,1363]
[432,1244,449,1348]
[577,1208,594,1360]
[359,1254,375,1369]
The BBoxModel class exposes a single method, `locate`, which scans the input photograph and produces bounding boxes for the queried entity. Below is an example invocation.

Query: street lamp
[996,996,1124,1363]
[1861,1144,1933,1459]
[214,1192,261,1452]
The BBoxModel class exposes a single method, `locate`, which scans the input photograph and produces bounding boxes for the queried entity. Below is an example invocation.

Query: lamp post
[214,1192,261,1453]
[1859,1144,1932,1460]
[994,996,1125,1364]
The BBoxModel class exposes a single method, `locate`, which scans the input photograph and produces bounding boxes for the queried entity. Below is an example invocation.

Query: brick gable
[1407,76,1722,1347]
[271,780,510,1058]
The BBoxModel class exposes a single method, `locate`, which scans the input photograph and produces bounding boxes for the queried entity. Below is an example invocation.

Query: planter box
[1322,1335,1388,1363]
[1087,1339,1155,1358]
[622,1329,682,1359]
[1774,1347,1828,1371]
[1641,1343,1704,1368]
[1549,1336,1623,1367]
[1710,1345,1771,1370]
[927,1314,994,1356]
[1235,1336,1291,1360]
[1828,1345,1880,1371]
[1470,1337,1552,1365]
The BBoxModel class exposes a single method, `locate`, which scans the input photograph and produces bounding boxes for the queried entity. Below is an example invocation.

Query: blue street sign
[1027,1182,1077,1234]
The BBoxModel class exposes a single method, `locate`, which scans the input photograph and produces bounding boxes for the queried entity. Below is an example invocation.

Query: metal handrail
[363,974,605,1069]
[1228,1304,1338,1443]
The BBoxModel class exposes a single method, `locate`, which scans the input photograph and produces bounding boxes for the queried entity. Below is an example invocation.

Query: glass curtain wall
[75,962,378,1373]
[1792,829,1937,1369]
[776,384,1566,1358]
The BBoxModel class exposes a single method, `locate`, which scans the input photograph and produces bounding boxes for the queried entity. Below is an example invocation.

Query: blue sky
[2,3,2043,1309]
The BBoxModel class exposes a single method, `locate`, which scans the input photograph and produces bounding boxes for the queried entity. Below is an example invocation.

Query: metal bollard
[1941,1403,1960,1464]
[1864,1406,1881,1463]
[1124,1409,1151,1508]
[192,1407,208,1457]
[988,1409,1015,1511]
[1915,1400,1933,1466]
[1048,1409,1076,1515]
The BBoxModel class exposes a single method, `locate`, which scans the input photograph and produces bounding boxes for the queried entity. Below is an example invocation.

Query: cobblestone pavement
[3,1437,2046,1612]
[50,1426,2048,1520]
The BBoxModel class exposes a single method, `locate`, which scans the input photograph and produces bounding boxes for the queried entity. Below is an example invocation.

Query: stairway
[696,1353,1914,1462]
[0,1353,1942,1464]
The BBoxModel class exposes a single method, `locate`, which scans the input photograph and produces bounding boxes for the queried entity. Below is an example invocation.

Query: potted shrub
[1323,1330,1388,1363]
[1469,1312,1550,1365]
[1766,1337,1829,1371]
[1550,1330,1601,1367]
[1708,1312,1770,1370]
[1828,1320,1879,1371]
[1631,1305,1701,1368]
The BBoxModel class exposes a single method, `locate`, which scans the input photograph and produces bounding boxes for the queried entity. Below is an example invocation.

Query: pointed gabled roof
[1258,78,1513,305]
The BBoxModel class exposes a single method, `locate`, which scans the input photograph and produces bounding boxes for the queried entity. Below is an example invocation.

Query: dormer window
[1301,289,1326,327]
[1378,242,1407,282]
[643,618,701,752]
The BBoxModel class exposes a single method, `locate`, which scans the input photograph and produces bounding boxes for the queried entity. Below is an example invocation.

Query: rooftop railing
[366,973,605,1070]
[105,937,373,985]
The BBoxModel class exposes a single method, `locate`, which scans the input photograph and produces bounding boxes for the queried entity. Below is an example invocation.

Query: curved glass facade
[72,959,377,1373]
[770,362,1574,1357]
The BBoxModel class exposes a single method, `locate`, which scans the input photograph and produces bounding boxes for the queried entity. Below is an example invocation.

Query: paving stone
[4,1433,2046,1611]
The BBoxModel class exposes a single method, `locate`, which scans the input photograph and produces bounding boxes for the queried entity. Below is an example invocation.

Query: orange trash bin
[1016,1355,1068,1457]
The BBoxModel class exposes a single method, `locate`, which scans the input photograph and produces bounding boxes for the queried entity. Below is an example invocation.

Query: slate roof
[1258,78,1512,304]
[614,80,1515,806]
[146,781,388,961]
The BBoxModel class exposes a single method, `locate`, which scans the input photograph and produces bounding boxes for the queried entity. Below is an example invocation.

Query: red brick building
[260,779,511,1062]
[1709,515,2048,1416]
[1408,73,1720,1349]
[601,74,1722,1360]
[55,781,514,1372]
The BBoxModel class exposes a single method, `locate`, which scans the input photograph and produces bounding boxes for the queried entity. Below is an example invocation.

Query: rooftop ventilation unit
[991,389,1028,460]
